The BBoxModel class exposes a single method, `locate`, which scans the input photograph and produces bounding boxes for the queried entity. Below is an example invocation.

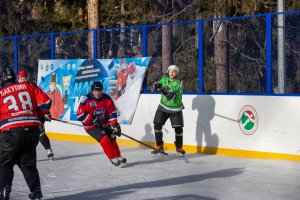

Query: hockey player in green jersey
[151,65,186,156]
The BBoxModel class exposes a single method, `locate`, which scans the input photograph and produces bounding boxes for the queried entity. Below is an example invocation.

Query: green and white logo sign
[238,105,258,135]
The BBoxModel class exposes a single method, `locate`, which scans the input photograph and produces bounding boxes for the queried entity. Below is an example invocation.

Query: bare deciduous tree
[214,0,229,92]
[87,0,100,58]
[160,0,173,73]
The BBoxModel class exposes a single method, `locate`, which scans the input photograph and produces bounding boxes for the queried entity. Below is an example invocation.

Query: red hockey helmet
[17,70,28,78]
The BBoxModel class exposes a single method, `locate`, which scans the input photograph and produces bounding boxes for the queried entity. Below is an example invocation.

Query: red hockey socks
[99,135,116,159]
[111,139,121,157]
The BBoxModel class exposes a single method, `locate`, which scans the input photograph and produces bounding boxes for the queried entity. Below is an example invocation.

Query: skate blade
[119,162,127,168]
[151,152,168,157]
[49,156,55,160]
[176,153,186,157]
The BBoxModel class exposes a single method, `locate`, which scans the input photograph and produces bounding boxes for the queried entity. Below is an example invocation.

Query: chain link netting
[54,31,89,59]
[1,12,300,94]
[97,27,142,59]
[146,22,198,92]
[204,16,266,93]
[272,13,300,94]
[17,35,51,83]
[0,38,14,71]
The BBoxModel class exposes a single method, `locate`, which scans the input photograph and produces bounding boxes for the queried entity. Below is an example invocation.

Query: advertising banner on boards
[37,58,151,124]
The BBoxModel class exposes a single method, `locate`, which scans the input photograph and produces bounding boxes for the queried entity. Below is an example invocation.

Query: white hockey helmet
[167,65,179,74]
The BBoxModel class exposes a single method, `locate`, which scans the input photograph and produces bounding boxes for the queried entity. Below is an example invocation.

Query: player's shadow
[122,122,201,167]
[192,95,219,154]
[126,153,202,167]
[139,123,155,149]
[47,167,244,200]
[146,194,217,200]
[37,152,100,162]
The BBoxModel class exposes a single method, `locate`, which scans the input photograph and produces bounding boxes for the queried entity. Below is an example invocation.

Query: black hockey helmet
[91,81,103,91]
[2,68,16,85]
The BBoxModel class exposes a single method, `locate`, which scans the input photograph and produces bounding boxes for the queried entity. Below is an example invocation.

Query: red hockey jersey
[77,93,118,130]
[0,82,52,132]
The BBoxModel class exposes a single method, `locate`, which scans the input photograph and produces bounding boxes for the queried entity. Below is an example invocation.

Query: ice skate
[110,158,121,167]
[117,156,127,167]
[176,147,186,157]
[151,145,167,156]
[29,191,43,200]
[47,149,54,160]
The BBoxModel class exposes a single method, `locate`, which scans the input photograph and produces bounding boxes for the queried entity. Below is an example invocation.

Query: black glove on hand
[91,116,100,127]
[39,116,45,124]
[161,86,170,96]
[151,82,161,92]
[43,114,51,122]
[111,123,121,137]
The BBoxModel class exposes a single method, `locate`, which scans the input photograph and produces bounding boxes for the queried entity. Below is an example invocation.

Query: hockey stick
[118,132,168,156]
[51,118,168,155]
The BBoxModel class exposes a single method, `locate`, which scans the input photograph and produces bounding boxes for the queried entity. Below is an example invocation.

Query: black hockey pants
[153,109,184,147]
[0,127,42,194]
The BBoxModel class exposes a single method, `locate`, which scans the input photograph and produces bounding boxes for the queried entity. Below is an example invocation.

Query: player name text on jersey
[0,84,27,96]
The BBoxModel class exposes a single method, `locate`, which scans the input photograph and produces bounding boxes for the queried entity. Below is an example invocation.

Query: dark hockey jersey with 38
[0,82,52,132]
[76,93,118,130]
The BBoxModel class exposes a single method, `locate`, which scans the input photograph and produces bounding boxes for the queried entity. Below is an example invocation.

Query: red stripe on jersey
[1,121,41,132]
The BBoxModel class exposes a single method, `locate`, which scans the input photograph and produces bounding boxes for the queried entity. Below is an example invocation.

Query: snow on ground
[9,140,300,200]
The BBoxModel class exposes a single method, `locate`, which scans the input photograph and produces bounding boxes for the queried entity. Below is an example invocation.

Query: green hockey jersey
[158,75,184,111]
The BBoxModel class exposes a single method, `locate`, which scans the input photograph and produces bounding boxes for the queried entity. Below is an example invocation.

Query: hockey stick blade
[120,133,168,156]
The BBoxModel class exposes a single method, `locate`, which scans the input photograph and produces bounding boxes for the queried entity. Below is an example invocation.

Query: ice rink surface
[9,140,300,200]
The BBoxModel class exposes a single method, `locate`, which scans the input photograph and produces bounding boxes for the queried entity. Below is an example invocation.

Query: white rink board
[45,94,300,155]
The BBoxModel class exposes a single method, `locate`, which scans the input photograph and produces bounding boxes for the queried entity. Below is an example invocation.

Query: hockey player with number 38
[0,68,52,200]
[151,65,186,156]
[77,81,127,167]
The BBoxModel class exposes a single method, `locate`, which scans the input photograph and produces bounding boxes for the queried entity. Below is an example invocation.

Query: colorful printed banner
[37,58,151,124]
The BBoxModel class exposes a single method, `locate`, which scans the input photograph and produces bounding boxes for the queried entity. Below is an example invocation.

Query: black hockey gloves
[161,86,175,100]
[151,82,161,92]
[161,86,170,96]
[111,123,122,137]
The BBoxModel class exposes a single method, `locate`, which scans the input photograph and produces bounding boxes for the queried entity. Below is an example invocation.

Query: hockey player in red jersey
[17,70,54,160]
[0,68,52,200]
[77,81,127,167]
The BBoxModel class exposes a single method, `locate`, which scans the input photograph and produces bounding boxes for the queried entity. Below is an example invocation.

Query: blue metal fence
[1,11,300,95]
